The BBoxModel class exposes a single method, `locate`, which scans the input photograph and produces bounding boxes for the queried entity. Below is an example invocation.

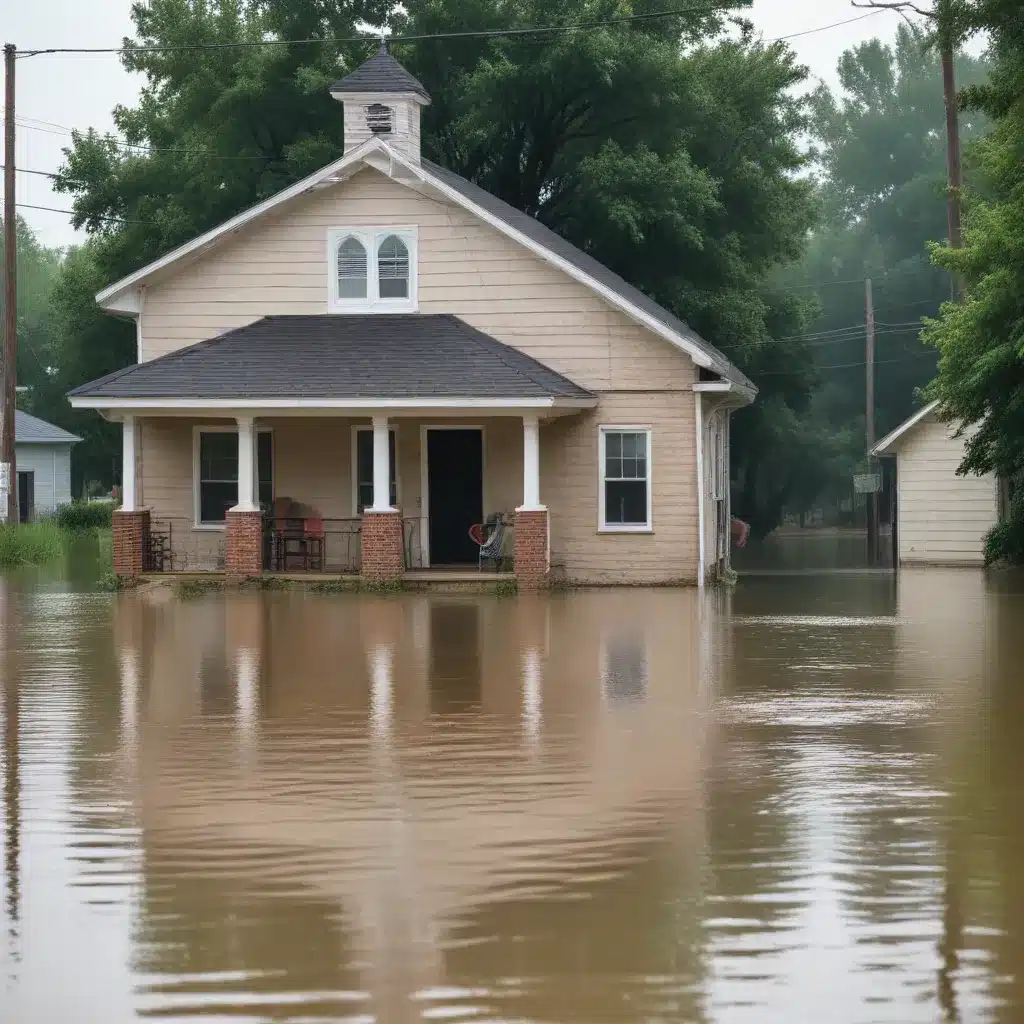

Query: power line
[15,4,740,56]
[7,200,138,224]
[13,5,885,58]
[758,353,935,375]
[0,165,56,179]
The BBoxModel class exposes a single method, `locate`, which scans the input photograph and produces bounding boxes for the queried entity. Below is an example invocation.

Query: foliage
[984,513,1024,567]
[769,25,990,520]
[51,500,114,531]
[0,522,67,568]
[176,577,224,598]
[50,0,820,536]
[919,0,1024,565]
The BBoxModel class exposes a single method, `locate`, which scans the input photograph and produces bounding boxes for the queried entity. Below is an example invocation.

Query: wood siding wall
[15,443,73,514]
[136,166,701,582]
[896,416,998,566]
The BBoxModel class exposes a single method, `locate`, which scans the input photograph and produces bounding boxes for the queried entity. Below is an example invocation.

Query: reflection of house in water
[113,588,712,1020]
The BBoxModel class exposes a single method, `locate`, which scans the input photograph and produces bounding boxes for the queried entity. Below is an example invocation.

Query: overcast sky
[6,0,923,249]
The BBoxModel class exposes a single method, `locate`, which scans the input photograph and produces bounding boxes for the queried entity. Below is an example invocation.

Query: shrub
[0,522,67,568]
[53,500,114,531]
[984,513,1024,567]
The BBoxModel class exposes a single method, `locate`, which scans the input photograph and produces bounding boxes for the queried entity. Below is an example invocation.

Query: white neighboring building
[15,410,81,521]
[873,401,1002,567]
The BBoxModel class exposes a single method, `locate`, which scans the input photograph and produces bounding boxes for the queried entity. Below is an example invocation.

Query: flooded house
[872,401,1003,567]
[67,44,754,588]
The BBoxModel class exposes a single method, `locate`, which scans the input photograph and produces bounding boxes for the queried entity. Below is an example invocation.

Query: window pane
[356,429,398,512]
[605,432,622,458]
[337,236,368,299]
[200,432,237,481]
[377,235,409,299]
[605,480,647,525]
[605,455,622,479]
[621,433,638,459]
[200,481,238,524]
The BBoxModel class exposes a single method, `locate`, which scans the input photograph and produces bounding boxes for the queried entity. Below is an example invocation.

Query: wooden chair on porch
[270,497,325,571]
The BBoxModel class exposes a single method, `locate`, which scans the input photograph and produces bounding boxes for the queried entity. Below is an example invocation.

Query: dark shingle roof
[422,159,755,392]
[15,410,80,444]
[330,42,431,102]
[68,315,594,401]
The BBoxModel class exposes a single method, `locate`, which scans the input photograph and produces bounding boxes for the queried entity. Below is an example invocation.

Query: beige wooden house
[873,401,1002,567]
[70,44,754,587]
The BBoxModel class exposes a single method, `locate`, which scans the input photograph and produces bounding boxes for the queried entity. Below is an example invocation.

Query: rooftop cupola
[330,40,431,164]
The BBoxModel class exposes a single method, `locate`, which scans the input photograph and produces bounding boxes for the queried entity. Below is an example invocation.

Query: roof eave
[67,395,597,413]
[871,400,940,457]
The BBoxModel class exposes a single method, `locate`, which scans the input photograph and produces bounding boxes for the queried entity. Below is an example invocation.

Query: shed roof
[15,410,81,445]
[68,314,594,401]
[872,401,940,457]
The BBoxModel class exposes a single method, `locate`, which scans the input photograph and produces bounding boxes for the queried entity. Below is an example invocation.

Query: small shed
[14,410,81,522]
[873,401,1002,567]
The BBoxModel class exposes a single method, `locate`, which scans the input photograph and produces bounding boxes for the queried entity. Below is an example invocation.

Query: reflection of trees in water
[441,836,705,1024]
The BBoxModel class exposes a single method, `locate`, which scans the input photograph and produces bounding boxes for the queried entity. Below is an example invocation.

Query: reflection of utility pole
[1,580,19,955]
[865,278,879,562]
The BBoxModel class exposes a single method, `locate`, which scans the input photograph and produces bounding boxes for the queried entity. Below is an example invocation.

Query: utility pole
[2,43,17,524]
[865,277,879,563]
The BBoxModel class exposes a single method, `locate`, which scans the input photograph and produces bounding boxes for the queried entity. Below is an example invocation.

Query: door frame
[419,424,486,568]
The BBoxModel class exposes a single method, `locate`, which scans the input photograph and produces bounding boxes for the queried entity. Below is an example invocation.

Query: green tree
[53,0,820,530]
[771,24,989,520]
[923,0,1024,562]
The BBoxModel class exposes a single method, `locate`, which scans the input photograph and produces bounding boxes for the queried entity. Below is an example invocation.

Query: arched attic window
[366,103,393,134]
[336,235,368,300]
[377,234,409,299]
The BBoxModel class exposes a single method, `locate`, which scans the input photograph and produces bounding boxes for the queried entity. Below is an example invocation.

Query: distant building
[14,410,81,522]
[873,401,1003,567]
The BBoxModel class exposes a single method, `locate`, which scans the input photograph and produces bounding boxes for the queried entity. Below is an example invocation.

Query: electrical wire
[13,6,885,57]
[0,166,58,179]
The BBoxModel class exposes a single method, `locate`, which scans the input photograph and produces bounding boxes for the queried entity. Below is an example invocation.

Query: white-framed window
[327,227,417,312]
[193,426,273,528]
[351,426,399,514]
[598,426,652,532]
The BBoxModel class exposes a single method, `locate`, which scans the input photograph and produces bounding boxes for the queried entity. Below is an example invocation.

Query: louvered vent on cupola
[329,40,432,164]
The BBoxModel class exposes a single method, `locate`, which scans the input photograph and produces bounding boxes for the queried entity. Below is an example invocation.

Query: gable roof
[872,401,940,457]
[330,41,431,101]
[15,409,80,445]
[68,314,595,402]
[93,137,754,396]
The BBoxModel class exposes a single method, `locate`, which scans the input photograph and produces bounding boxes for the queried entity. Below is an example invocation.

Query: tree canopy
[48,0,821,531]
[921,0,1024,562]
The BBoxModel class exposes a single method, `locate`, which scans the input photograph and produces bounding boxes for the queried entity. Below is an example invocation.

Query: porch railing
[264,517,362,573]
[402,516,423,570]
[146,517,226,572]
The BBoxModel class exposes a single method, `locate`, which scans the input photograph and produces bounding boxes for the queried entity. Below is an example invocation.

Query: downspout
[695,390,705,588]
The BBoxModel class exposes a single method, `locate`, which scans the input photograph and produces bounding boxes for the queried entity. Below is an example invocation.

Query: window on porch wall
[197,430,273,524]
[355,428,397,513]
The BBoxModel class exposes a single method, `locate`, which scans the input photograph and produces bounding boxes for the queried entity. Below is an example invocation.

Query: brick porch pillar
[112,509,150,579]
[361,511,405,583]
[514,509,549,591]
[225,510,264,581]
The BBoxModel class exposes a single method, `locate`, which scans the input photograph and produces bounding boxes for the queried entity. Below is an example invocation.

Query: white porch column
[232,415,259,512]
[518,414,546,511]
[370,415,394,512]
[121,415,136,511]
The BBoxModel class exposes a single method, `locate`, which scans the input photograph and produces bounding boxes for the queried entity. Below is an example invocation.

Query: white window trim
[192,424,273,530]
[327,226,418,313]
[598,425,653,534]
[350,424,400,517]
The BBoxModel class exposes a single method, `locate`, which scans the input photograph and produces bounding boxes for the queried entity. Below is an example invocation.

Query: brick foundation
[113,509,150,579]
[514,508,549,591]
[225,509,264,581]
[361,511,404,582]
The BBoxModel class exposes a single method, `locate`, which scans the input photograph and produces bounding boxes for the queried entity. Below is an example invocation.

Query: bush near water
[52,500,114,531]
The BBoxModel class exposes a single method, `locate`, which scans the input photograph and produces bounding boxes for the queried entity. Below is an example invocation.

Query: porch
[116,410,564,589]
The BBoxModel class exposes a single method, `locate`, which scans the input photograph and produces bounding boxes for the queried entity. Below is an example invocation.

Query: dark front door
[427,429,483,565]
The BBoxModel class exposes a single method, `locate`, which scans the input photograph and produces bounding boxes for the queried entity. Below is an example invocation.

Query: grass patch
[175,578,224,599]
[0,521,67,568]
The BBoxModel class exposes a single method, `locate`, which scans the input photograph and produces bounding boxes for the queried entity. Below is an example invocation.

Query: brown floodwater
[1,563,1023,1022]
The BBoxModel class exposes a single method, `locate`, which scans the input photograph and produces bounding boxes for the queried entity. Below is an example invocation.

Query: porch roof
[68,314,595,407]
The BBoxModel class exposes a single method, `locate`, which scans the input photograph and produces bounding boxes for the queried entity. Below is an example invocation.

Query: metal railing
[146,518,226,572]
[265,517,362,573]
